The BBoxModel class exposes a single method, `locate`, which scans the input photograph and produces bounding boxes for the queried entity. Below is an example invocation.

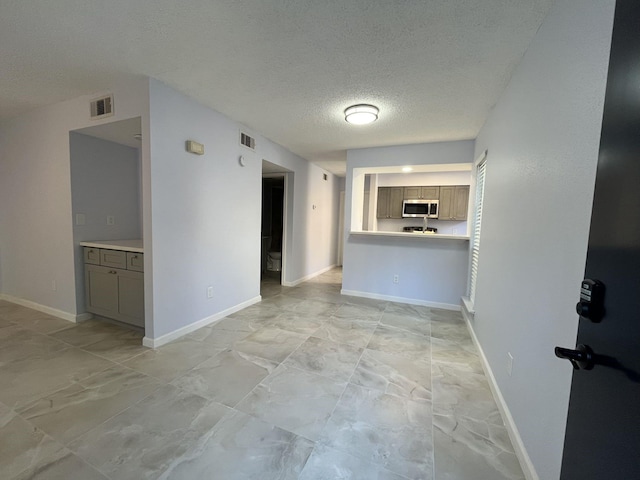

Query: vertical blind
[469,157,487,304]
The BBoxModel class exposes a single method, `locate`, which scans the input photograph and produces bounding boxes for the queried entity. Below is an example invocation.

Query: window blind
[469,157,487,304]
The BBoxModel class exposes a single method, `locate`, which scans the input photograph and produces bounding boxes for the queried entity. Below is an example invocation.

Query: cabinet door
[389,187,404,218]
[377,187,390,218]
[118,270,144,328]
[403,186,421,200]
[421,186,440,200]
[85,265,119,315]
[126,252,144,272]
[99,249,127,269]
[453,186,470,220]
[438,186,455,219]
[84,247,100,265]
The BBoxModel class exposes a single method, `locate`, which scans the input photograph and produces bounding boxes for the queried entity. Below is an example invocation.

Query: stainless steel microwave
[402,199,439,218]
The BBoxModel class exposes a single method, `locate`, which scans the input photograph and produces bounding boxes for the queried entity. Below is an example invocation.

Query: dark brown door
[557,1,640,478]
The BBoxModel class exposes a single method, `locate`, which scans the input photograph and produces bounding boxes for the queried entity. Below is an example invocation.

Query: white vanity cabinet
[82,242,144,328]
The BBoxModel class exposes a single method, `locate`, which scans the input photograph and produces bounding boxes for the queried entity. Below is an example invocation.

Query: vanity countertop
[79,239,144,253]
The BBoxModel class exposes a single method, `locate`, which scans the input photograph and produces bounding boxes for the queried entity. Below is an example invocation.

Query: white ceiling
[0,0,554,175]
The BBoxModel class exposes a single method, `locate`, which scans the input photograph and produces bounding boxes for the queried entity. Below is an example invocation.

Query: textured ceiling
[0,0,554,175]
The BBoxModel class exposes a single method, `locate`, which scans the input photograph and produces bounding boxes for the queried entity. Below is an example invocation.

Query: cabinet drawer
[126,252,144,272]
[84,247,101,265]
[99,249,127,269]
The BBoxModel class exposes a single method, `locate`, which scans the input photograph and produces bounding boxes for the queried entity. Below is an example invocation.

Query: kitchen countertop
[80,239,144,253]
[349,231,470,241]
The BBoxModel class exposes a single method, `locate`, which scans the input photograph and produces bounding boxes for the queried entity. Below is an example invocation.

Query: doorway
[556,1,640,477]
[69,116,144,330]
[262,176,284,283]
[261,160,292,291]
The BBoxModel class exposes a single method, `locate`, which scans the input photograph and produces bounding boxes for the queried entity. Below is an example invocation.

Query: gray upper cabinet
[377,187,404,219]
[404,186,440,200]
[438,185,470,220]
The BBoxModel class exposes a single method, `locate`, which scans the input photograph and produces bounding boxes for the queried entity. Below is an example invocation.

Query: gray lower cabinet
[84,247,144,328]
[438,185,470,220]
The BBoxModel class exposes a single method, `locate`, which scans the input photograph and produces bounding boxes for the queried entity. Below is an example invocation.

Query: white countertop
[80,239,144,253]
[350,231,470,241]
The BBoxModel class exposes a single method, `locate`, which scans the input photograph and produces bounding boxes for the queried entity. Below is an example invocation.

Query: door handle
[555,344,595,370]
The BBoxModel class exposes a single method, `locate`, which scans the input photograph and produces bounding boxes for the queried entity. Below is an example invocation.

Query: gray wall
[0,78,149,319]
[69,132,142,312]
[471,0,616,478]
[343,140,474,307]
[147,79,340,339]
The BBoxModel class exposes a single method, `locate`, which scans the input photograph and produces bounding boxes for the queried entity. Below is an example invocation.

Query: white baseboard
[143,295,262,348]
[282,264,337,287]
[461,307,539,480]
[0,294,86,324]
[340,289,460,311]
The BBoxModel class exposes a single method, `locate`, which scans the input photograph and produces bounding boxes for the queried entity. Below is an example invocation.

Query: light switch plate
[75,213,86,225]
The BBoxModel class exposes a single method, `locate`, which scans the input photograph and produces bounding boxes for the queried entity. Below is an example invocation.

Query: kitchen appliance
[403,226,438,233]
[402,199,439,218]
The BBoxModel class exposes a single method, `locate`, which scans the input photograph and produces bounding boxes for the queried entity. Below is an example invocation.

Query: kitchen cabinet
[404,186,440,200]
[83,246,144,328]
[377,187,404,218]
[438,185,470,220]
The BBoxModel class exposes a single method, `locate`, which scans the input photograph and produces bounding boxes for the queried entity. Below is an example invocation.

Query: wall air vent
[240,132,256,150]
[90,94,114,119]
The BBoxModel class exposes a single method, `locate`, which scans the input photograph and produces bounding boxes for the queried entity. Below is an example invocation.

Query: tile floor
[0,268,524,480]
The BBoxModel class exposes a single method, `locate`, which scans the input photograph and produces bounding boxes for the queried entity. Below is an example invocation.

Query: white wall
[0,78,150,319]
[471,0,615,478]
[343,140,474,307]
[147,79,340,339]
[69,132,141,312]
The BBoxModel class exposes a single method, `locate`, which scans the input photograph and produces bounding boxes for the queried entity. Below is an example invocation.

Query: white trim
[281,172,291,283]
[461,307,539,480]
[281,264,337,287]
[142,295,262,348]
[0,294,90,323]
[461,295,475,316]
[340,289,460,311]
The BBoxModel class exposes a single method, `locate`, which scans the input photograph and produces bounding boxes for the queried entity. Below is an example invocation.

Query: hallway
[0,268,523,479]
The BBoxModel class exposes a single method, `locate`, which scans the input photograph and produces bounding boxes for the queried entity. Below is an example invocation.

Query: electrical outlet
[393,274,399,284]
[75,213,86,226]
[507,352,514,376]
[207,286,213,299]
[107,215,115,225]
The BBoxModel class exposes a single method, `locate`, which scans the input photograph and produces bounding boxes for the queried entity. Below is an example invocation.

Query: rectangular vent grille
[240,132,255,150]
[90,95,114,119]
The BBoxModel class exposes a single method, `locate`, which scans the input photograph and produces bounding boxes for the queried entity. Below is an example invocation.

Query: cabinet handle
[109,270,117,274]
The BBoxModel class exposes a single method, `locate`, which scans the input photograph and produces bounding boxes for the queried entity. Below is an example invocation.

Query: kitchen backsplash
[376,218,468,236]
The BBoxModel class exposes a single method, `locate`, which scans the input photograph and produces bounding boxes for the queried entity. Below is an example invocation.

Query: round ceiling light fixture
[344,104,379,125]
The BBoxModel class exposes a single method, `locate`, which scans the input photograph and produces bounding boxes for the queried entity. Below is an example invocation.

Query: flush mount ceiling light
[344,104,379,125]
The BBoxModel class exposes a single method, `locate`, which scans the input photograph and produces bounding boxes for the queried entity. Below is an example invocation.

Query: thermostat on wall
[186,140,205,155]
